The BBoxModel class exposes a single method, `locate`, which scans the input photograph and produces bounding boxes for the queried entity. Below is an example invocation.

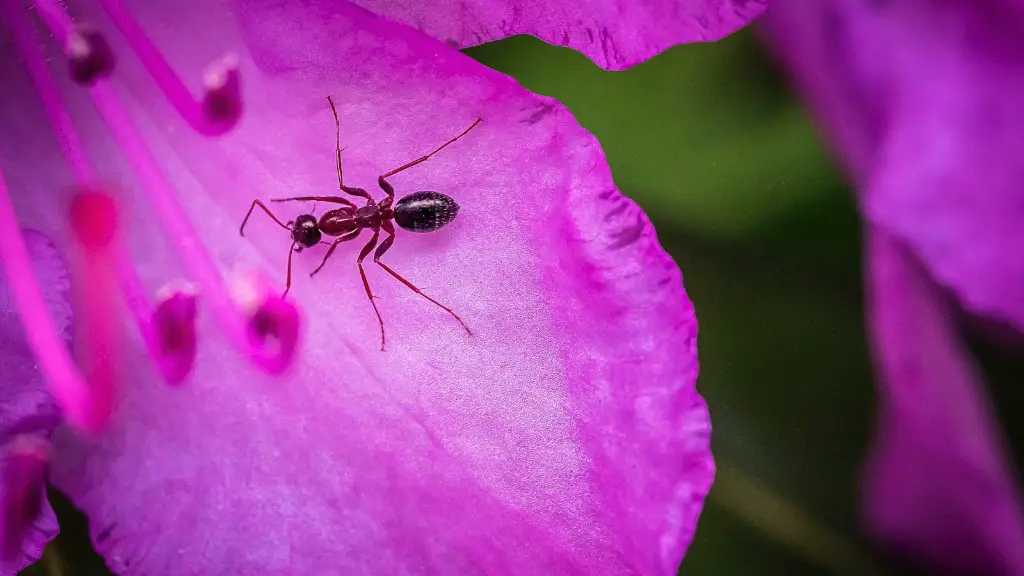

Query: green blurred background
[26,26,1024,576]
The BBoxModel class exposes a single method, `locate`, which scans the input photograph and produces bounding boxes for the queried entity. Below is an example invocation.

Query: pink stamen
[27,0,298,374]
[0,436,49,562]
[6,0,197,385]
[0,167,101,431]
[37,0,242,135]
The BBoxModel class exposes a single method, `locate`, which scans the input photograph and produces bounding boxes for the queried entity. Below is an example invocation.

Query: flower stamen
[27,0,299,374]
[38,0,242,135]
[6,0,199,386]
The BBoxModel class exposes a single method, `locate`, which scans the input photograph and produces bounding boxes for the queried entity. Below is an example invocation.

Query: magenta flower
[0,0,739,573]
[763,0,1024,571]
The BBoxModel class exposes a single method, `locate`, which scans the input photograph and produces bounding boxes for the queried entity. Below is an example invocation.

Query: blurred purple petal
[343,0,766,70]
[863,228,1024,573]
[1,0,711,573]
[0,230,70,573]
[764,1,1024,570]
[763,0,1024,333]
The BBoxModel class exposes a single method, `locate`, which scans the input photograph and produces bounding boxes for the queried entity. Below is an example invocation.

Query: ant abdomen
[393,191,460,233]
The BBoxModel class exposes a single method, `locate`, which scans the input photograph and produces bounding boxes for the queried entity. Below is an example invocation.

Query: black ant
[239,96,482,350]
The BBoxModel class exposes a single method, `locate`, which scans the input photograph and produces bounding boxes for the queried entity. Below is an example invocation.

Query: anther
[151,282,199,385]
[69,187,118,248]
[232,272,300,375]
[66,26,115,85]
[0,436,49,562]
[201,55,243,126]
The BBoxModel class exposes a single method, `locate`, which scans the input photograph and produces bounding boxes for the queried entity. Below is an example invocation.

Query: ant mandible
[239,96,482,350]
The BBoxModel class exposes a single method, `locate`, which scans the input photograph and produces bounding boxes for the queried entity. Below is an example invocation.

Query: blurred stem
[711,466,889,575]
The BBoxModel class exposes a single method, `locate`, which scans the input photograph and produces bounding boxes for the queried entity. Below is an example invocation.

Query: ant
[239,96,482,351]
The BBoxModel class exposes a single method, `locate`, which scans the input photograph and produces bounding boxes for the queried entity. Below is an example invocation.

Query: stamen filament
[8,0,194,384]
[68,191,122,437]
[36,0,242,135]
[27,0,296,374]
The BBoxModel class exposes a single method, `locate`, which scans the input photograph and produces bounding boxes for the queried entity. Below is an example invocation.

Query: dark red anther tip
[152,287,199,385]
[67,27,115,85]
[0,438,48,562]
[233,273,300,374]
[201,58,243,130]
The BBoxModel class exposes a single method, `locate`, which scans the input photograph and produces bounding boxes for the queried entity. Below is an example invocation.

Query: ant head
[291,214,321,248]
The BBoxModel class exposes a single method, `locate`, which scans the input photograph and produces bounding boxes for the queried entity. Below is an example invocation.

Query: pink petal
[762,0,1024,335]
[0,0,710,573]
[0,230,71,573]
[343,0,766,70]
[862,227,1024,573]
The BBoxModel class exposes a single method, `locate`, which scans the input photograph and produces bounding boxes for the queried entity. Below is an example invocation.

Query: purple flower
[763,0,1024,571]
[0,0,718,573]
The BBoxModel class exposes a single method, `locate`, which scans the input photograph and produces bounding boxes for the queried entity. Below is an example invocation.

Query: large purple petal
[763,0,1024,335]
[0,230,71,574]
[862,228,1024,573]
[0,0,711,574]
[346,0,766,70]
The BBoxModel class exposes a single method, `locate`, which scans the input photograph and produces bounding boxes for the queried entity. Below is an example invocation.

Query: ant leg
[377,177,396,209]
[241,199,291,236]
[283,242,298,298]
[326,96,376,204]
[373,221,472,335]
[379,117,483,180]
[310,229,362,277]
[271,195,357,209]
[328,95,347,190]
[355,228,386,350]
